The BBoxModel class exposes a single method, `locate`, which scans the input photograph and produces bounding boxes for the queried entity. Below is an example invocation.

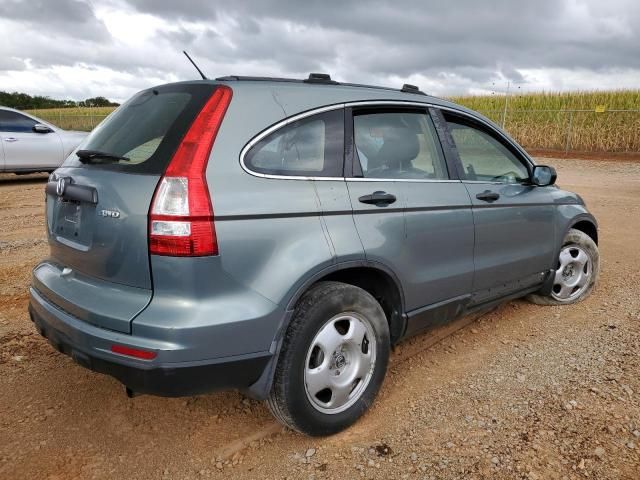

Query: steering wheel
[491,171,521,183]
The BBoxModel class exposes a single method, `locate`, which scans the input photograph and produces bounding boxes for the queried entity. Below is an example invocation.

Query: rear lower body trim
[29,293,272,397]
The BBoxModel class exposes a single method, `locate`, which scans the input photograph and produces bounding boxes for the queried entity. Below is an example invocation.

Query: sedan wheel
[304,313,377,414]
[267,281,390,436]
[551,244,593,302]
[527,228,599,306]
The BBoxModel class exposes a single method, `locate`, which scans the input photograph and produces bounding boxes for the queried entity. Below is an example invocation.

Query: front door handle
[4,137,17,142]
[476,190,500,202]
[358,191,397,206]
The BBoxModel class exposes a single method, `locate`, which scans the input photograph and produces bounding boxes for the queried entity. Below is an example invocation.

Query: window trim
[345,104,452,182]
[239,100,535,182]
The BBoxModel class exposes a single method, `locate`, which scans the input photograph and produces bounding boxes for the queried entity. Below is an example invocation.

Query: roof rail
[215,74,427,95]
[215,75,299,83]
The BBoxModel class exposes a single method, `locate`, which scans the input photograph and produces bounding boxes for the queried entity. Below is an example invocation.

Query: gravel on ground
[1,157,639,479]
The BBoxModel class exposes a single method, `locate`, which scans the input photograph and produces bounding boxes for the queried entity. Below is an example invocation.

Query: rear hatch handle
[46,177,98,204]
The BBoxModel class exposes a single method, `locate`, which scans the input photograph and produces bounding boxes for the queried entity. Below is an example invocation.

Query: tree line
[0,91,119,110]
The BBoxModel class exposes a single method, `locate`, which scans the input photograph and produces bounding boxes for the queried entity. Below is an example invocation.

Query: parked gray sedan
[29,75,599,436]
[0,107,87,173]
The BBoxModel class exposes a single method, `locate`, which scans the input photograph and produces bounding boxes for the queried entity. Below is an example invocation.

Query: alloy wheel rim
[551,244,593,301]
[304,313,377,414]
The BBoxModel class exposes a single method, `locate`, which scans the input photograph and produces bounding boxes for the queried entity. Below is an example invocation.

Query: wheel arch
[318,266,406,343]
[244,261,407,400]
[569,217,598,245]
[533,213,599,303]
[285,261,407,343]
[551,212,598,269]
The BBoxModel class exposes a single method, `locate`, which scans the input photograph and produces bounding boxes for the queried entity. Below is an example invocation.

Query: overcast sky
[0,0,638,102]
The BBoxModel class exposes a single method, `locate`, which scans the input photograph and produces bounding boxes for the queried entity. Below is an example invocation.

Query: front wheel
[267,281,390,436]
[528,228,599,305]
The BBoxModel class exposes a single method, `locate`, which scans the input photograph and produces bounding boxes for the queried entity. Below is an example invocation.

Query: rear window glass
[244,109,344,177]
[63,83,218,174]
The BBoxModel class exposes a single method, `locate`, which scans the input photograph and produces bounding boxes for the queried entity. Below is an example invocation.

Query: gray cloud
[0,0,638,101]
[0,0,110,39]
[0,0,94,23]
[128,0,640,70]
[133,1,636,95]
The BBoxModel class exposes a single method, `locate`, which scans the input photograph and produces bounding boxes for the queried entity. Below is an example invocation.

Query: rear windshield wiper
[76,149,130,164]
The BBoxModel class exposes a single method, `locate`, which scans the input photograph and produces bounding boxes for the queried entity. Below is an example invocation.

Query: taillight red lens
[149,86,232,256]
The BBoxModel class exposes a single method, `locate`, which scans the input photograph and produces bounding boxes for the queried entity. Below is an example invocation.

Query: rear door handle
[4,137,17,142]
[358,191,397,206]
[476,190,500,202]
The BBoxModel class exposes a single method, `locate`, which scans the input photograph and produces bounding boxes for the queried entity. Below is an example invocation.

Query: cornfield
[450,90,640,153]
[25,107,114,131]
[25,90,640,153]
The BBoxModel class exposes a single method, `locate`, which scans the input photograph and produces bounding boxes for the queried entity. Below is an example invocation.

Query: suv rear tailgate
[35,82,220,333]
[38,168,161,333]
[46,168,161,290]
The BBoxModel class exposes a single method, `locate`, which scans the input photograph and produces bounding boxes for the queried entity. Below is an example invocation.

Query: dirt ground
[1,157,639,480]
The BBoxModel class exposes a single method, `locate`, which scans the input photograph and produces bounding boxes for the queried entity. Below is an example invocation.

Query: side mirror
[531,165,557,186]
[33,123,53,133]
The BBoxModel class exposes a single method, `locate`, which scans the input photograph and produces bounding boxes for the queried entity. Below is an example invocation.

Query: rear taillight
[149,86,232,256]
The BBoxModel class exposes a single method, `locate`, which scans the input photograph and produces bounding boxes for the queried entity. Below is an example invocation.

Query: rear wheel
[267,281,390,436]
[528,228,599,305]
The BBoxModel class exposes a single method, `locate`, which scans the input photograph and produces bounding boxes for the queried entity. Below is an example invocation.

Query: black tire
[528,228,599,306]
[267,281,390,436]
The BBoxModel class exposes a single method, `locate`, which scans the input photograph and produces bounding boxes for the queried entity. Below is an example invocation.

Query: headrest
[375,128,420,168]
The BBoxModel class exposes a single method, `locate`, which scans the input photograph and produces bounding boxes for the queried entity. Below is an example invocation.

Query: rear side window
[63,83,219,174]
[353,110,448,179]
[244,109,344,177]
[0,110,38,132]
[445,115,529,183]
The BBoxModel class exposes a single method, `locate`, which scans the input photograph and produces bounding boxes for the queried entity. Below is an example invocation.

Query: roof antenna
[183,50,208,80]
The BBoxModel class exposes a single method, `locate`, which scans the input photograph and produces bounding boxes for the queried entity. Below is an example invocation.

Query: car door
[0,110,63,171]
[345,105,474,335]
[439,109,556,304]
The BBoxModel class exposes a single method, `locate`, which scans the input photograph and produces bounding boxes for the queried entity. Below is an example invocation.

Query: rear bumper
[29,287,272,397]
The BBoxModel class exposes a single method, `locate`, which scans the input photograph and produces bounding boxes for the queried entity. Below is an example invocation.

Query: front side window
[445,115,529,183]
[0,110,38,133]
[244,109,344,177]
[353,110,448,179]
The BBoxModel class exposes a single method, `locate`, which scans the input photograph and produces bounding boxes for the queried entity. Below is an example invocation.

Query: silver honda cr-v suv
[29,74,599,436]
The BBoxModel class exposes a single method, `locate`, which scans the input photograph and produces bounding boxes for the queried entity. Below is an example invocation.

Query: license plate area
[53,199,95,248]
